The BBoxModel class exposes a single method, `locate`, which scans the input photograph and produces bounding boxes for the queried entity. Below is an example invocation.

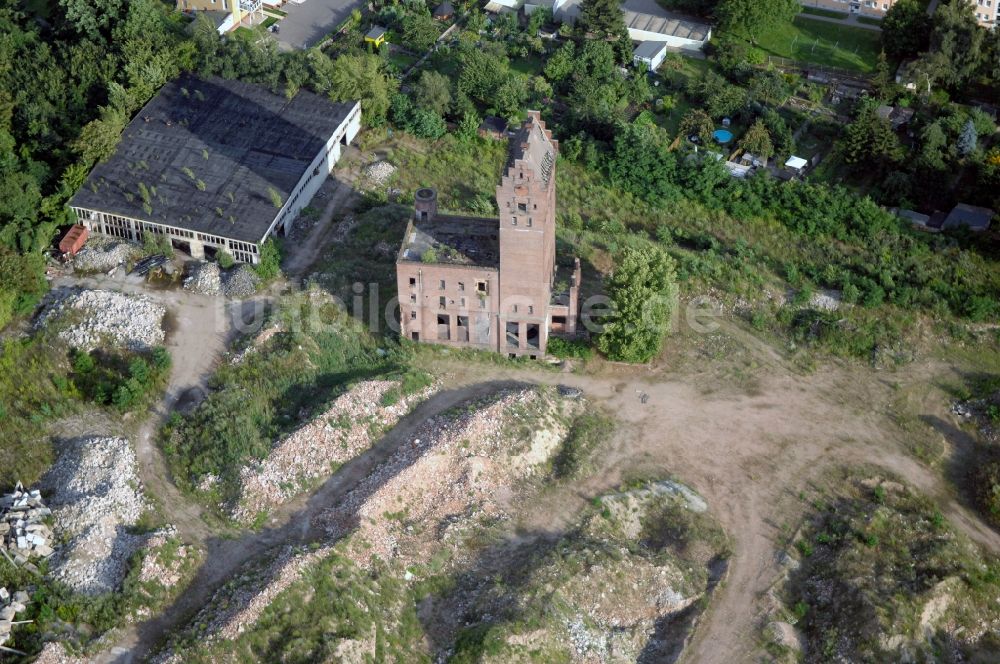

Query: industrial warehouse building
[69,74,361,264]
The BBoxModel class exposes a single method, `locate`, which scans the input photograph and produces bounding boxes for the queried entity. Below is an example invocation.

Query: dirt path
[96,382,515,663]
[282,170,361,280]
[58,275,996,664]
[413,335,1000,664]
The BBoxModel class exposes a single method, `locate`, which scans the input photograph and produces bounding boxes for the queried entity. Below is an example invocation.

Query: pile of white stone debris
[0,483,54,573]
[0,587,31,655]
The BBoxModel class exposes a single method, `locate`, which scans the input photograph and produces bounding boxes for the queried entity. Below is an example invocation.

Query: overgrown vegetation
[784,470,1000,661]
[162,290,403,505]
[551,411,614,478]
[0,335,171,489]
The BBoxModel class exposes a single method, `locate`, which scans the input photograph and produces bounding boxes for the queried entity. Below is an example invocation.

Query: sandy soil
[58,267,998,663]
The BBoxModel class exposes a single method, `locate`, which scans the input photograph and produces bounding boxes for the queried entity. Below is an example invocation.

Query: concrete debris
[71,237,138,273]
[0,586,30,652]
[324,387,568,565]
[36,289,165,352]
[1,483,55,568]
[231,380,438,524]
[221,264,261,299]
[32,641,88,664]
[363,160,396,186]
[161,388,570,654]
[41,437,149,595]
[182,261,221,296]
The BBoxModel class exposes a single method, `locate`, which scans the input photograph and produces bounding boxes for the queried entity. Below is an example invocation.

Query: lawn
[800,6,849,19]
[742,16,883,73]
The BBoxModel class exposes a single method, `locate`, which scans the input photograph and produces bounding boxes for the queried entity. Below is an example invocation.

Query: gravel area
[363,160,396,186]
[36,289,166,351]
[40,437,149,595]
[324,387,568,566]
[222,264,261,298]
[33,642,88,664]
[71,237,139,273]
[231,380,438,525]
[183,261,222,296]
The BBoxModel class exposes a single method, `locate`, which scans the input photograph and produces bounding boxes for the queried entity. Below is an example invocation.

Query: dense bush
[597,246,679,363]
[164,293,398,502]
[71,346,171,411]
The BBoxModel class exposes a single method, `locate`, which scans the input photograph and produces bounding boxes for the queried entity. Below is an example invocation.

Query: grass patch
[162,289,403,506]
[731,16,882,72]
[800,6,849,19]
[785,469,1000,661]
[551,411,614,479]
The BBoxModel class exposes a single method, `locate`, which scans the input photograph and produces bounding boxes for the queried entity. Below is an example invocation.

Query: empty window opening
[458,282,465,291]
[506,321,520,348]
[517,203,527,212]
[409,276,416,286]
[457,316,469,342]
[437,314,450,341]
[411,331,419,341]
[410,311,417,320]
[511,217,517,226]
[439,279,445,290]
[477,281,488,293]
[526,323,540,349]
[439,296,446,309]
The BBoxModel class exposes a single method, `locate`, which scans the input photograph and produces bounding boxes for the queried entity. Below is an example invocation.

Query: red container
[59,225,89,256]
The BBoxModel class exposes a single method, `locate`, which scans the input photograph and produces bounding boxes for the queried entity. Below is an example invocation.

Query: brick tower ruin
[395,111,581,357]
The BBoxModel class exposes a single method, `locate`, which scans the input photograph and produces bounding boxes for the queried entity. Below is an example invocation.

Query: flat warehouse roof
[624,10,710,41]
[70,73,357,244]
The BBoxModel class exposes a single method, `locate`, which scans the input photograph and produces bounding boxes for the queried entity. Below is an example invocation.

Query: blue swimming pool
[713,129,734,144]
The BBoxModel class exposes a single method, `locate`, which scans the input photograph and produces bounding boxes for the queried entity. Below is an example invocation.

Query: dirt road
[63,271,996,663]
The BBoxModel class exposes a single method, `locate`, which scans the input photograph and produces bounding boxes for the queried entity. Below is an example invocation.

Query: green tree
[915,0,986,90]
[716,0,798,43]
[413,70,452,116]
[577,0,628,40]
[544,41,576,83]
[597,246,679,363]
[739,119,773,161]
[678,108,714,146]
[254,239,282,281]
[325,53,397,127]
[881,0,933,60]
[401,10,439,52]
[957,118,978,157]
[871,50,894,102]
[607,123,680,204]
[841,99,901,174]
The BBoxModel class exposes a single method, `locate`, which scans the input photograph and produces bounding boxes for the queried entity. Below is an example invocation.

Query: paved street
[275,0,364,50]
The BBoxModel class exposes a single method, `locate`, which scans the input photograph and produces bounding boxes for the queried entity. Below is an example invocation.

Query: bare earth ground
[87,305,999,663]
[55,222,999,661]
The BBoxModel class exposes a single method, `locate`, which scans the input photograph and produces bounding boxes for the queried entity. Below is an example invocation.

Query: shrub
[253,239,282,281]
[217,250,235,269]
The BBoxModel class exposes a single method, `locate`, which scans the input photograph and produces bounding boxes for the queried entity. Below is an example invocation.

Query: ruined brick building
[395,111,581,357]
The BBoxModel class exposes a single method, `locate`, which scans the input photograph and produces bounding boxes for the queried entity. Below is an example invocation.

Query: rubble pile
[72,238,137,273]
[33,642,88,664]
[324,387,567,565]
[182,261,221,296]
[221,264,261,298]
[231,380,438,524]
[1,483,54,571]
[363,160,396,186]
[0,587,30,653]
[36,289,165,351]
[41,437,149,595]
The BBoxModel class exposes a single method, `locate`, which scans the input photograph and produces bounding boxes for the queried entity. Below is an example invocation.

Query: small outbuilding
[633,41,668,71]
[943,203,994,232]
[433,1,454,20]
[365,26,387,48]
[784,155,808,174]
